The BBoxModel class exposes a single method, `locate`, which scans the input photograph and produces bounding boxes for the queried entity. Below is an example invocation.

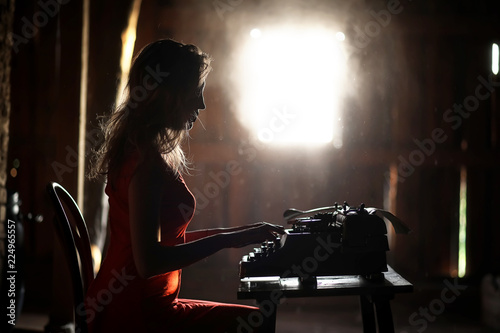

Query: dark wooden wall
[0,0,15,309]
[7,0,135,312]
[5,0,500,314]
[133,0,500,291]
[8,0,84,308]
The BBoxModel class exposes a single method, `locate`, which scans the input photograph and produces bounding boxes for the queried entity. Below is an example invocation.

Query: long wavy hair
[89,39,212,184]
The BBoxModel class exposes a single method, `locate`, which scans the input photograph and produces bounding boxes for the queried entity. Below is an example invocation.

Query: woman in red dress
[87,39,284,332]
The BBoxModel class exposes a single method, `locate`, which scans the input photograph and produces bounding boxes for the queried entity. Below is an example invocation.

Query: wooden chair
[47,182,94,333]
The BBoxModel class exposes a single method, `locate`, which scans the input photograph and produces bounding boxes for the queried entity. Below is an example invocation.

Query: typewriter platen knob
[358,203,367,214]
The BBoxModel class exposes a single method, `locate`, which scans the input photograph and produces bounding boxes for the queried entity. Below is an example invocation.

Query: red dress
[85,153,261,333]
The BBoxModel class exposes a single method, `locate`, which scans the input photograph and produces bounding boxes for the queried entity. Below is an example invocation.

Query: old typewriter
[239,202,409,281]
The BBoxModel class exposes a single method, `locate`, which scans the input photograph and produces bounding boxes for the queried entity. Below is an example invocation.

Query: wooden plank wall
[7,0,500,310]
[7,0,135,309]
[134,0,500,285]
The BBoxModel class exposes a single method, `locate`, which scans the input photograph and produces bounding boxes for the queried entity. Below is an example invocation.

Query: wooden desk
[237,267,413,333]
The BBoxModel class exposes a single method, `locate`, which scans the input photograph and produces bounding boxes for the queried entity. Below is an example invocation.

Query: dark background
[2,0,500,331]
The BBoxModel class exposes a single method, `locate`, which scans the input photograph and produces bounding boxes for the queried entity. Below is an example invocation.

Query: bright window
[236,26,347,146]
[458,166,467,277]
[492,43,499,75]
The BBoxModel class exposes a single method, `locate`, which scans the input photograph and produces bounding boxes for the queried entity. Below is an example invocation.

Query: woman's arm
[185,224,259,242]
[128,160,284,279]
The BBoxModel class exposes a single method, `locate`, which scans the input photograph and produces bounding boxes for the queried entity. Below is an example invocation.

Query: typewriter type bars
[239,203,389,279]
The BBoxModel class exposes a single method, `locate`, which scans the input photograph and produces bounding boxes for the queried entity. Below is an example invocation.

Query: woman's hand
[227,222,285,248]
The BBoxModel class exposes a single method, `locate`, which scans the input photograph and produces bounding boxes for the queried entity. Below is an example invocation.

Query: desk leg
[256,297,277,333]
[374,296,395,333]
[359,295,376,333]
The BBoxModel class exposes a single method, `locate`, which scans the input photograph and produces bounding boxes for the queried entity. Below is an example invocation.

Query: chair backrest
[47,182,94,333]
